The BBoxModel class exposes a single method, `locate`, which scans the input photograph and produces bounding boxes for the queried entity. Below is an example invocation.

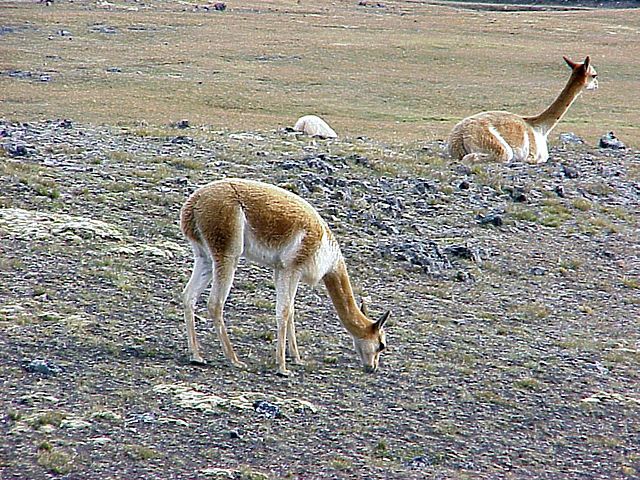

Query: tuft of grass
[330,457,353,471]
[572,198,592,211]
[622,277,640,289]
[33,411,67,428]
[514,378,542,391]
[125,444,159,461]
[37,447,73,475]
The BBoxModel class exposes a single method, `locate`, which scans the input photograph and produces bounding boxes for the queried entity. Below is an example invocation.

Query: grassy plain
[1,0,639,146]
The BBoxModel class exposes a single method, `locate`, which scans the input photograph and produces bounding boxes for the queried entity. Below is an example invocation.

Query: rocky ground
[0,119,639,479]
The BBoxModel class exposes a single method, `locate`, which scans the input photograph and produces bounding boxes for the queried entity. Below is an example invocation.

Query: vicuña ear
[374,310,391,330]
[359,298,369,316]
[583,56,591,69]
[563,56,577,69]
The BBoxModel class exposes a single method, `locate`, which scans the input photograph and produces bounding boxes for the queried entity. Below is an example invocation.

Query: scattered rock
[23,359,63,375]
[406,455,431,469]
[213,2,226,10]
[174,119,190,129]
[90,24,117,34]
[559,132,584,144]
[599,131,626,150]
[554,185,565,197]
[529,266,547,276]
[503,185,527,202]
[3,144,30,157]
[253,400,282,419]
[477,213,503,227]
[57,29,72,36]
[170,135,194,144]
[561,163,580,179]
[444,244,482,263]
[60,419,92,429]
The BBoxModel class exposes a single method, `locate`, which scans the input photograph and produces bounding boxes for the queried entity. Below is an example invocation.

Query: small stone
[253,400,282,419]
[174,119,190,129]
[57,29,72,37]
[599,131,626,150]
[561,164,579,179]
[559,132,584,144]
[459,180,470,190]
[23,359,63,375]
[170,135,194,144]
[478,213,503,227]
[529,266,546,276]
[213,2,226,10]
[5,144,30,157]
[554,185,565,197]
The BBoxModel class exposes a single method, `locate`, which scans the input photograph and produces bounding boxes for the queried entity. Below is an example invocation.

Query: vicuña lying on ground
[448,56,598,164]
[180,178,390,376]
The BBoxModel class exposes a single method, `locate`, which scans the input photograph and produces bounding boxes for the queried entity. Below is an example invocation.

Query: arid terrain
[1,1,639,479]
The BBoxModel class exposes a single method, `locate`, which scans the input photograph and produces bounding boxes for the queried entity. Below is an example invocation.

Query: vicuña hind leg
[208,258,246,369]
[183,243,213,364]
[463,126,514,163]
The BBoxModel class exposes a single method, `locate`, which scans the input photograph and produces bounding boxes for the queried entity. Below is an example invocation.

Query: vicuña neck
[323,258,371,337]
[526,73,584,136]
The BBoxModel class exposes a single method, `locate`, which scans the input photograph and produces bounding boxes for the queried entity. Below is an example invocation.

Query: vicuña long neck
[526,73,584,136]
[323,258,371,338]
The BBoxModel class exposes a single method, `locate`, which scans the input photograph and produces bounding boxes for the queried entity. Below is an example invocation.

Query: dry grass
[0,0,638,145]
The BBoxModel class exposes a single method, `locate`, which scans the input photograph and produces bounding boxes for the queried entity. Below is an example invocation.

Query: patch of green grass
[37,447,73,475]
[584,181,614,197]
[167,157,204,170]
[33,411,67,428]
[540,199,571,227]
[106,181,134,193]
[622,277,640,289]
[579,215,619,235]
[372,439,392,459]
[126,444,159,461]
[514,378,542,391]
[1,162,61,199]
[571,198,592,211]
[510,206,539,223]
[330,456,353,471]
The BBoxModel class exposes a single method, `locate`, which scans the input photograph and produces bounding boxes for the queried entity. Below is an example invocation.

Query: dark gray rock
[477,213,503,227]
[23,359,63,375]
[599,131,626,150]
[254,400,282,419]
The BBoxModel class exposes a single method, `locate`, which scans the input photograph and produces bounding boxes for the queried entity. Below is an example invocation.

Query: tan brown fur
[448,56,598,164]
[180,178,390,376]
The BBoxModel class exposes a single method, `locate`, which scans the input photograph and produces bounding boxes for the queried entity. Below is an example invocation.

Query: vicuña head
[180,178,391,376]
[447,55,598,164]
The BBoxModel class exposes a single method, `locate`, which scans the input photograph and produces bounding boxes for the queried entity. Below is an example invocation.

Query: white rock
[293,115,338,138]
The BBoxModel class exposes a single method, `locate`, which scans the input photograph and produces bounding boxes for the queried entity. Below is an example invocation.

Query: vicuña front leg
[275,269,302,375]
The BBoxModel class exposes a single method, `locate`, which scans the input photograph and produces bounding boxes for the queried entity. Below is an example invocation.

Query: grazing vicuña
[180,178,390,376]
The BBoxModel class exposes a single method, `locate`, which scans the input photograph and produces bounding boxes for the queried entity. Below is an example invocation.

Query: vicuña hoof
[189,356,207,366]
